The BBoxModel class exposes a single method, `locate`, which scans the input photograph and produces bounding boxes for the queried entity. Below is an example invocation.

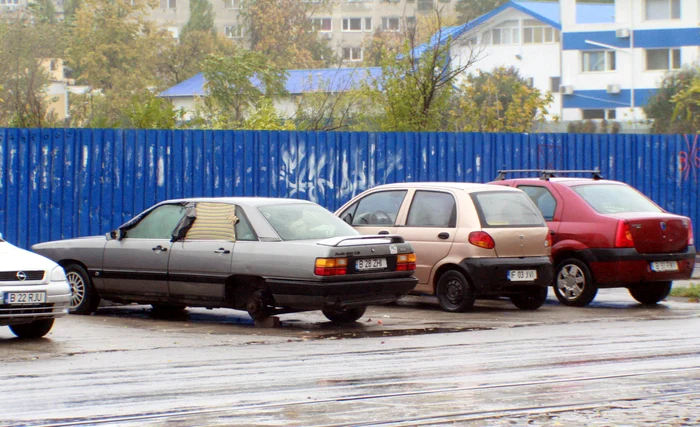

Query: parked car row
[2,170,695,338]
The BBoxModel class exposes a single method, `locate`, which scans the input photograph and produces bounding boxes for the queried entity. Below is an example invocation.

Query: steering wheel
[369,211,393,225]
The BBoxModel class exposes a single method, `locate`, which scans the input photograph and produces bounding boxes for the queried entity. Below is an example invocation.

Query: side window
[234,209,257,241]
[406,191,457,227]
[350,190,407,226]
[519,186,557,220]
[126,204,186,239]
[186,202,237,241]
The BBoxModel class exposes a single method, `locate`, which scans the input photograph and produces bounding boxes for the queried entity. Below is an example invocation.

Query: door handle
[152,245,168,252]
[378,230,390,235]
[438,232,450,240]
[214,248,231,254]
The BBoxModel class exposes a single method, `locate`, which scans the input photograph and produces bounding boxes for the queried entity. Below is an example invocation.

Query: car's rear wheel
[629,281,672,305]
[246,290,271,321]
[9,319,55,339]
[322,306,367,323]
[151,304,187,317]
[554,258,597,307]
[64,264,100,314]
[510,286,548,310]
[436,270,475,312]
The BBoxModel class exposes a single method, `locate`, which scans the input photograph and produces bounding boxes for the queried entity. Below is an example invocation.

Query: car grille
[0,271,46,282]
[0,303,55,315]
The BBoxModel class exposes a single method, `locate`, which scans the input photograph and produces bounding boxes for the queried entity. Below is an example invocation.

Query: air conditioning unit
[559,85,574,95]
[616,28,630,38]
[606,84,621,94]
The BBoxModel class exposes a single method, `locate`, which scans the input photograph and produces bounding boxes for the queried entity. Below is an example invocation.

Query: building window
[490,20,519,45]
[223,0,241,9]
[550,76,561,93]
[582,50,616,72]
[523,19,560,44]
[167,0,176,8]
[311,17,332,32]
[582,109,616,120]
[646,48,681,70]
[342,47,363,61]
[225,25,243,39]
[645,0,680,20]
[0,0,20,5]
[365,17,372,31]
[342,17,364,31]
[417,0,433,11]
[406,16,416,28]
[382,17,400,32]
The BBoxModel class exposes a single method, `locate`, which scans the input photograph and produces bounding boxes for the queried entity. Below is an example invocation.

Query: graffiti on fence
[679,134,700,182]
[537,143,563,170]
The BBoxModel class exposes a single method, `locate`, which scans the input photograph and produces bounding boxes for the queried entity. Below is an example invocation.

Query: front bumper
[265,276,419,310]
[458,256,554,296]
[580,246,696,287]
[0,281,71,327]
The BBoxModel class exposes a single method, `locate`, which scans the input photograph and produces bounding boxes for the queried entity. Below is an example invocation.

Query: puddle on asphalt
[312,326,494,340]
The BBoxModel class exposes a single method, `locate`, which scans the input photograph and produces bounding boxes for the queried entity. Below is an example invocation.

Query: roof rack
[495,168,603,181]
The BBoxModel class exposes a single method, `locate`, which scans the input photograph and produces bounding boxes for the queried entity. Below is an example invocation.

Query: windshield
[472,191,546,227]
[259,203,359,240]
[573,184,662,214]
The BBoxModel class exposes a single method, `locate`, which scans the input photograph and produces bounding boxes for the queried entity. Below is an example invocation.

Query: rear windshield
[259,203,359,240]
[472,191,546,228]
[573,184,662,214]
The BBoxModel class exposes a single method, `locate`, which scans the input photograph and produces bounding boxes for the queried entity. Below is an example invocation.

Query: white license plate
[356,258,387,271]
[3,292,47,305]
[508,270,537,281]
[650,261,679,272]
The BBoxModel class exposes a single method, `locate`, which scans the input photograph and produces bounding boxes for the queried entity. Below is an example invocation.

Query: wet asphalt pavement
[1,287,699,427]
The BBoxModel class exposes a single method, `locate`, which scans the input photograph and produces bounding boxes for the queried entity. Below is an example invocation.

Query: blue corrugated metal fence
[1,128,698,249]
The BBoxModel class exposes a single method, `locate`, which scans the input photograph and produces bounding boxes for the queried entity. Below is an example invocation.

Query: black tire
[246,290,271,321]
[322,306,367,323]
[554,258,598,307]
[151,304,187,317]
[9,319,55,339]
[510,286,548,310]
[629,282,672,305]
[436,270,475,312]
[64,264,100,314]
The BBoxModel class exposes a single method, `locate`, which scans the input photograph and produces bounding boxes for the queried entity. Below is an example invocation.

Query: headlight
[50,266,67,282]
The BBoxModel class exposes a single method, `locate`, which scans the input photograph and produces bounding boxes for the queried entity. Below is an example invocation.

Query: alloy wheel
[557,264,586,301]
[66,271,86,310]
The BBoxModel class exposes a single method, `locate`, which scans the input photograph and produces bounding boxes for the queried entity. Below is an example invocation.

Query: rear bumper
[265,276,419,310]
[579,246,696,287]
[458,256,554,296]
[0,281,71,326]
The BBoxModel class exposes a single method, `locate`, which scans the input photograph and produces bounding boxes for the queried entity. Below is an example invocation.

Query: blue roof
[159,67,382,98]
[415,1,616,56]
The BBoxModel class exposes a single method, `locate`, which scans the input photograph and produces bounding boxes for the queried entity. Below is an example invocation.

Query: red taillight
[396,253,417,271]
[687,221,694,246]
[545,231,552,248]
[614,220,634,248]
[315,258,348,276]
[468,231,495,250]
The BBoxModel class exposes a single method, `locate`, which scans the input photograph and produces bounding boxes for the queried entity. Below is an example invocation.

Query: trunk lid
[612,213,690,254]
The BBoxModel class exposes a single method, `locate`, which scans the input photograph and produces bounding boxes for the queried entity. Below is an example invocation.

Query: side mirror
[342,213,353,225]
[106,229,123,240]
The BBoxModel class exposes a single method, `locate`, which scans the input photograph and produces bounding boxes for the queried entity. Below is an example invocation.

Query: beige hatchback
[335,183,554,312]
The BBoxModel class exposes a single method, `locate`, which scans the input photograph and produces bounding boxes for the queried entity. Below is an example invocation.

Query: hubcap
[445,279,464,305]
[65,272,85,309]
[557,265,585,300]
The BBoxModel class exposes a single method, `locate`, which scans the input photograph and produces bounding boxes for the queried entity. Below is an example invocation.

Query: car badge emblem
[16,271,27,281]
[660,222,667,231]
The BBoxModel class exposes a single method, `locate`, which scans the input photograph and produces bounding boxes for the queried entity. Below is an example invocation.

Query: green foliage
[671,76,700,134]
[645,67,700,134]
[242,98,295,130]
[69,90,182,129]
[455,0,507,23]
[181,0,215,36]
[294,73,370,131]
[450,66,552,133]
[200,51,287,128]
[155,31,231,87]
[669,283,700,299]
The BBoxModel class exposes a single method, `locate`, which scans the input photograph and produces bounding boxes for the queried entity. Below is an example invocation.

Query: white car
[0,235,71,338]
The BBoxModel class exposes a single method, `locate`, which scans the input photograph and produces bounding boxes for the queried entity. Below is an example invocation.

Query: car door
[517,183,564,238]
[396,190,458,288]
[338,190,407,236]
[168,202,240,303]
[102,203,186,298]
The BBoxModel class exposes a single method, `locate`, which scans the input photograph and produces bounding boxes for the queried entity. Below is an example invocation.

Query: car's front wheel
[9,319,55,338]
[629,281,672,305]
[64,264,100,314]
[322,306,366,323]
[246,290,271,321]
[510,286,548,310]
[436,270,476,312]
[554,259,598,307]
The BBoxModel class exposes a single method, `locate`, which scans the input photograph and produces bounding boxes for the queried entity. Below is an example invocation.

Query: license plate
[356,258,387,271]
[508,270,537,281]
[650,261,679,272]
[2,292,47,305]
